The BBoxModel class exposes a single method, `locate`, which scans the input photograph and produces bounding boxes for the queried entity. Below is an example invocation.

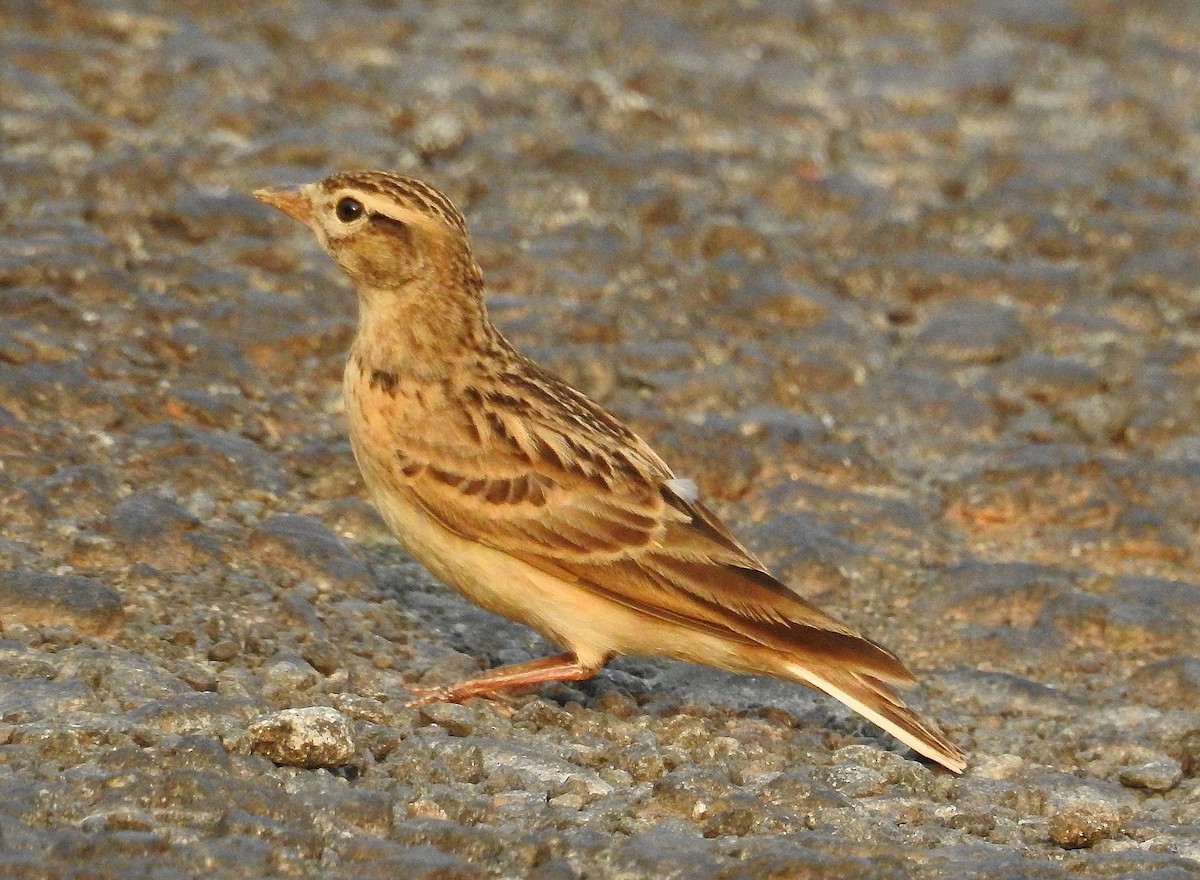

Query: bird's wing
[393,375,914,686]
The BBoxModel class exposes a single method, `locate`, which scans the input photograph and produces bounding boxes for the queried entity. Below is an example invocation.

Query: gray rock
[0,678,96,722]
[104,492,198,543]
[248,707,355,768]
[418,702,478,737]
[910,301,1029,365]
[454,736,613,799]
[0,570,123,636]
[260,653,321,696]
[1117,759,1183,793]
[249,514,370,584]
[1047,798,1122,850]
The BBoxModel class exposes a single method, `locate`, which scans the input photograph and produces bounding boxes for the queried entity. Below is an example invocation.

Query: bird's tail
[782,660,967,773]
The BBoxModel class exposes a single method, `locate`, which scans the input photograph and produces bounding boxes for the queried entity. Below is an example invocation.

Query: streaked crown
[320,171,468,236]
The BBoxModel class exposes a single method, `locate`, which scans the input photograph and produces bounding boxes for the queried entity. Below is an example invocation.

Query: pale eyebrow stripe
[326,172,468,234]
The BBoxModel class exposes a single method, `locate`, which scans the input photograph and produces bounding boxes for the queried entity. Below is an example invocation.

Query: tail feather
[784,661,967,773]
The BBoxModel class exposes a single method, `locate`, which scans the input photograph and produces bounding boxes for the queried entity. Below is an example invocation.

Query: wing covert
[392,392,912,684]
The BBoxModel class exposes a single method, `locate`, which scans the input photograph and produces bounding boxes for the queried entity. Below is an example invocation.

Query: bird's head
[255,171,479,295]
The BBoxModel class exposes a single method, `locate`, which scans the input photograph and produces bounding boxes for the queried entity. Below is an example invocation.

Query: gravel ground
[3,0,1200,877]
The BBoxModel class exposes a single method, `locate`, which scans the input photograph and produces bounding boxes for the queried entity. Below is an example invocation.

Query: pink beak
[253,186,314,225]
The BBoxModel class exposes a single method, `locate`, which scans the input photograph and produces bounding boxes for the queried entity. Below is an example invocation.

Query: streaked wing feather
[396,386,914,685]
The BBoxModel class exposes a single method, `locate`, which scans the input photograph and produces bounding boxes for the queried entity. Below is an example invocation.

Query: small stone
[1047,799,1122,849]
[326,692,395,725]
[300,639,340,676]
[820,764,887,798]
[229,499,265,523]
[971,753,1027,780]
[1128,657,1200,709]
[261,653,321,696]
[101,492,204,570]
[702,792,762,838]
[1061,393,1131,443]
[526,858,579,880]
[0,570,124,636]
[130,693,258,736]
[215,808,323,859]
[406,798,449,820]
[442,743,486,784]
[418,702,477,736]
[79,808,159,833]
[324,787,396,836]
[177,661,219,692]
[652,767,730,819]
[831,744,934,789]
[0,678,96,723]
[759,770,853,812]
[470,738,613,798]
[547,792,585,810]
[249,514,369,583]
[1117,759,1182,793]
[105,492,198,543]
[184,489,217,521]
[208,639,239,662]
[625,747,666,783]
[412,113,468,159]
[910,301,1028,365]
[248,706,355,768]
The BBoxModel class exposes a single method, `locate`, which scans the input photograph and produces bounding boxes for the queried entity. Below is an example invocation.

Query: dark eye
[335,197,364,223]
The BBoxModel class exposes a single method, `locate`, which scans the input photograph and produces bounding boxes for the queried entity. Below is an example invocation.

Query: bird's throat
[351,282,501,382]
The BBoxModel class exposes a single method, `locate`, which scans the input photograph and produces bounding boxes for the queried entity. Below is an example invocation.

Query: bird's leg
[404,652,603,706]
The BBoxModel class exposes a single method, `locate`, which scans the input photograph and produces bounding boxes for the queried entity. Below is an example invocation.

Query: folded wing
[397,373,911,679]
[394,369,964,771]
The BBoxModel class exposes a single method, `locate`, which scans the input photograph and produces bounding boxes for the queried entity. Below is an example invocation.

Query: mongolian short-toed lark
[255,172,967,773]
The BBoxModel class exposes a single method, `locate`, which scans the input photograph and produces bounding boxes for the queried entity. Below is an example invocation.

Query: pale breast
[342,358,521,607]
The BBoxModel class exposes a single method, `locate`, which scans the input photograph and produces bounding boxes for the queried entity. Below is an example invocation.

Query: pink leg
[405,652,603,707]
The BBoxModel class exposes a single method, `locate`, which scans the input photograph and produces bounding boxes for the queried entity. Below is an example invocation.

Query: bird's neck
[351,273,503,379]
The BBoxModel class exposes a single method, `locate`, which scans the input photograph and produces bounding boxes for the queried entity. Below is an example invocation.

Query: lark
[254,171,967,773]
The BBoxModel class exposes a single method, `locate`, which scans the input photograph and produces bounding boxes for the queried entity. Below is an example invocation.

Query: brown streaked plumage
[254,171,968,773]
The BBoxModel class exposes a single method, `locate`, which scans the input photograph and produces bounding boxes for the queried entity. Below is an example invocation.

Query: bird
[254,171,967,773]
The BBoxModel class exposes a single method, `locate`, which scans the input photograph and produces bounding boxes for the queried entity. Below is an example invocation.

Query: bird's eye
[335,197,364,223]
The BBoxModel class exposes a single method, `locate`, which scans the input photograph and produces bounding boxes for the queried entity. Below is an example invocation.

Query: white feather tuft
[664,477,700,503]
[784,662,966,773]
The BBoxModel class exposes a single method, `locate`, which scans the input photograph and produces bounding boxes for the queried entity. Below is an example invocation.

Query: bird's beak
[254,186,315,225]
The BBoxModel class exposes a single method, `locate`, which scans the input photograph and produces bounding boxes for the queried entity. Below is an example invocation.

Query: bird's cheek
[366,231,423,278]
[340,247,413,290]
